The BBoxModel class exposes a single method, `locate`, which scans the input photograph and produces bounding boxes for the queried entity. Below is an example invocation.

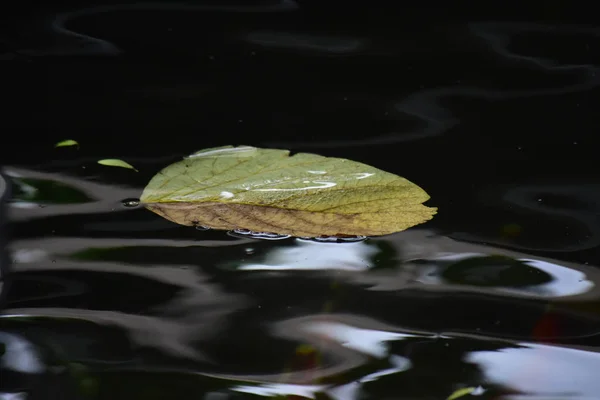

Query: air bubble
[312,236,339,243]
[121,198,140,207]
[227,229,291,241]
[190,220,211,230]
[304,235,367,243]
[339,235,367,242]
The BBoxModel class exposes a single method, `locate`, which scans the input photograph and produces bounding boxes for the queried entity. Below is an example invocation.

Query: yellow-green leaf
[97,159,138,171]
[54,139,79,148]
[140,145,436,237]
[446,387,476,400]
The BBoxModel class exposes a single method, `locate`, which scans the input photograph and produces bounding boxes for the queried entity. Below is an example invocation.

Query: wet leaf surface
[141,146,436,237]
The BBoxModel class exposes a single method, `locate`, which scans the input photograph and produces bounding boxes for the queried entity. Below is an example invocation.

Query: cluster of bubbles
[230,228,366,243]
[228,229,291,240]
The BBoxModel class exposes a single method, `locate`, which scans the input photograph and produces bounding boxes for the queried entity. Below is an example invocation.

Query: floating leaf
[446,387,476,400]
[140,145,436,237]
[97,159,138,171]
[54,139,79,148]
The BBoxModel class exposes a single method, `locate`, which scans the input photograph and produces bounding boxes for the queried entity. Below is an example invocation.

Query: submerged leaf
[97,159,138,171]
[140,145,436,237]
[54,139,79,148]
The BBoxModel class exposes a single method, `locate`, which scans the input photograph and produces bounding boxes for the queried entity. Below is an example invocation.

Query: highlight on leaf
[140,145,436,238]
[97,159,138,171]
[54,139,79,148]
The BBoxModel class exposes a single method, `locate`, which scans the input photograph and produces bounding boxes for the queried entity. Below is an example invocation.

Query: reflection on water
[267,22,600,149]
[2,167,600,399]
[467,343,600,397]
[238,239,376,271]
[241,31,368,54]
[8,0,299,58]
[451,182,600,253]
[0,172,8,311]
[416,253,595,299]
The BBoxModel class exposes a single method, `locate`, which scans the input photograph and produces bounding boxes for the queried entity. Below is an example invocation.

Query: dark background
[3,1,600,160]
[3,1,600,399]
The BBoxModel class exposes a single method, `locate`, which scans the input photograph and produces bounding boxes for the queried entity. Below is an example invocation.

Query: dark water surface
[3,2,600,399]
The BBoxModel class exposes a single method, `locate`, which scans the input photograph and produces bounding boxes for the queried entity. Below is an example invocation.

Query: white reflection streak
[466,344,600,396]
[231,383,326,399]
[353,172,375,179]
[187,146,257,159]
[517,259,593,297]
[240,240,376,271]
[231,355,410,400]
[303,322,415,358]
[327,355,411,400]
[0,333,46,374]
[361,355,411,382]
[9,202,40,209]
[254,181,337,191]
[0,393,28,400]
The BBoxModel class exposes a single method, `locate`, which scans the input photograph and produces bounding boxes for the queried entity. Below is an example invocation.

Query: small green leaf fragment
[97,159,138,171]
[446,387,476,400]
[54,139,79,148]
